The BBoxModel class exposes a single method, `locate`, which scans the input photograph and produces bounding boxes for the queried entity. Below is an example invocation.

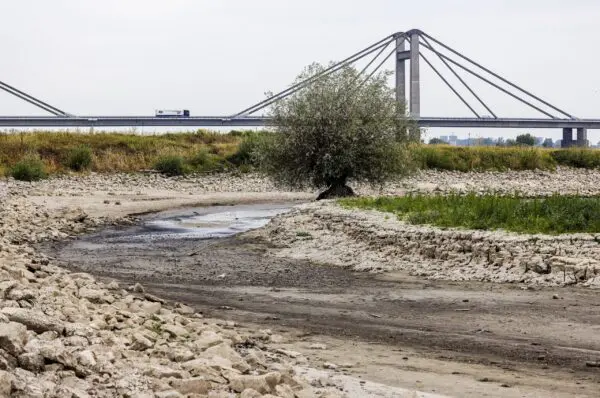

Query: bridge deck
[0,116,599,129]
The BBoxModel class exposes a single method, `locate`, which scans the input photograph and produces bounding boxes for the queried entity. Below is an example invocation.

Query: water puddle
[143,202,293,239]
[75,202,295,248]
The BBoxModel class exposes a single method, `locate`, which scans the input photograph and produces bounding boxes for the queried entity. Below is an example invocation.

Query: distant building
[448,135,458,145]
[440,135,449,143]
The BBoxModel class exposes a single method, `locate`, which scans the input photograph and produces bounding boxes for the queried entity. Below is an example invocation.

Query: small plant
[65,145,93,171]
[154,155,187,176]
[10,156,47,181]
[296,231,312,238]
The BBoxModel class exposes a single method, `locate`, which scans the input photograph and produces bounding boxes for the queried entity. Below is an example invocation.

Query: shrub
[226,134,263,167]
[65,145,93,171]
[414,145,556,171]
[551,148,600,169]
[188,149,225,172]
[154,155,187,176]
[11,156,47,181]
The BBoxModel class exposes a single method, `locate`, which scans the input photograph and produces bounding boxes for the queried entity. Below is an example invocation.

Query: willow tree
[256,63,417,199]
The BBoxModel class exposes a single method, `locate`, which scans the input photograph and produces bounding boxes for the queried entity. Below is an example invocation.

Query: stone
[0,370,14,397]
[143,364,189,379]
[131,333,153,351]
[275,384,296,398]
[200,343,250,373]
[0,322,27,356]
[76,350,96,367]
[167,347,195,362]
[18,352,45,372]
[139,301,161,315]
[229,374,271,394]
[171,377,211,395]
[78,287,114,304]
[240,389,262,398]
[155,390,184,398]
[162,324,188,338]
[132,283,145,293]
[0,308,65,334]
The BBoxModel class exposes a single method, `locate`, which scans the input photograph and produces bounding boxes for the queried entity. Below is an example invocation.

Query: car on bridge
[155,109,190,117]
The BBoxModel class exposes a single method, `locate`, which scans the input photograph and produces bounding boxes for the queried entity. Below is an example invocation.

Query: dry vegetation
[2,130,600,180]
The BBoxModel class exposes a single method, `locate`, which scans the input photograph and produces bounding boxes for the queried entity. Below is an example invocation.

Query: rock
[143,364,189,379]
[309,343,327,350]
[167,347,195,362]
[132,283,145,293]
[0,370,14,397]
[0,322,27,356]
[17,352,45,372]
[76,350,96,367]
[139,301,161,315]
[171,377,211,395]
[162,324,188,338]
[323,362,338,369]
[275,384,296,398]
[155,390,184,398]
[200,343,250,373]
[130,333,153,351]
[229,374,271,394]
[175,304,195,315]
[240,389,262,398]
[1,308,65,334]
[78,287,114,304]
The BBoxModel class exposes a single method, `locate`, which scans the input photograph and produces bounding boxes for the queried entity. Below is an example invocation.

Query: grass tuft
[11,155,48,181]
[65,145,93,171]
[341,193,600,235]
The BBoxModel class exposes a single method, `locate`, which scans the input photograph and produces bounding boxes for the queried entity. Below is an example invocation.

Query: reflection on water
[145,205,292,239]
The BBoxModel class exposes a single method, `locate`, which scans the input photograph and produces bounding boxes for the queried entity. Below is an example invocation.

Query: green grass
[341,194,600,234]
[414,145,557,171]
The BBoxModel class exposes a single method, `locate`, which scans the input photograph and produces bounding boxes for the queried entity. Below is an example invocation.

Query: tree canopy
[256,63,417,198]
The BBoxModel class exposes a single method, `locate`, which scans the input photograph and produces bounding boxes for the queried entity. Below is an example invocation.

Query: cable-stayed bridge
[1,29,596,147]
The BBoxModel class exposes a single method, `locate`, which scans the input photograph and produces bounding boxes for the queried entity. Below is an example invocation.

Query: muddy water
[39,202,600,397]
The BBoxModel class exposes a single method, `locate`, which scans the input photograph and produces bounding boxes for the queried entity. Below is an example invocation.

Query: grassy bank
[414,145,600,172]
[0,129,264,178]
[2,130,600,180]
[341,194,600,234]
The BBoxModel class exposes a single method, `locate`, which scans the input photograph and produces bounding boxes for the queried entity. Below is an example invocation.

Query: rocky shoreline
[0,175,326,398]
[253,200,600,288]
[2,167,600,397]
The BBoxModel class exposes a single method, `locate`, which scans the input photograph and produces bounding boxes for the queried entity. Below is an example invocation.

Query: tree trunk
[316,181,355,200]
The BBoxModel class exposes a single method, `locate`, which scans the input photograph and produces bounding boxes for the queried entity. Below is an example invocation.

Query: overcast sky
[0,0,598,140]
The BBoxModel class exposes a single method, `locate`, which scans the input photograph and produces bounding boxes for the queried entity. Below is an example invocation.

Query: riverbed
[39,201,600,398]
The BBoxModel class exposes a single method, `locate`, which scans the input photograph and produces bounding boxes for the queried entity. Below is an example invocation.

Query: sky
[0,0,599,141]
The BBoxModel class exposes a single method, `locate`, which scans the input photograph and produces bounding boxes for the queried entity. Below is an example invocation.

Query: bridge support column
[576,128,588,147]
[395,36,406,108]
[561,128,573,148]
[409,31,420,117]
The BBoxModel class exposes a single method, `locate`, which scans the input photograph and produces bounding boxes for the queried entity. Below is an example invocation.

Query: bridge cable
[235,36,395,116]
[232,35,396,117]
[0,80,68,116]
[419,41,557,119]
[420,31,574,119]
[418,35,496,118]
[418,50,480,118]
